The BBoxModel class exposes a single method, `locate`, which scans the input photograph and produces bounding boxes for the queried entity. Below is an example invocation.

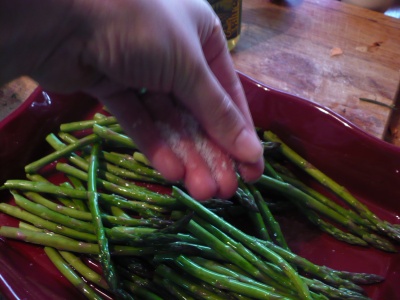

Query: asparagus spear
[264,131,400,243]
[257,175,396,252]
[302,277,369,300]
[271,163,374,229]
[248,210,272,241]
[3,179,164,217]
[23,189,170,228]
[153,277,195,300]
[98,160,161,183]
[26,173,78,209]
[60,115,118,132]
[55,131,165,184]
[86,143,131,299]
[99,151,165,182]
[93,124,137,149]
[234,177,274,241]
[255,238,382,291]
[235,176,273,242]
[25,188,168,227]
[12,192,95,233]
[0,226,98,253]
[189,256,295,299]
[44,247,104,300]
[122,280,162,300]
[264,159,283,181]
[48,132,161,184]
[234,179,258,212]
[154,264,228,300]
[173,187,312,300]
[63,177,89,211]
[55,162,176,208]
[59,251,109,290]
[117,265,168,299]
[174,255,295,300]
[102,215,173,228]
[192,216,295,293]
[9,195,176,246]
[1,224,228,259]
[133,152,151,167]
[186,219,273,284]
[0,200,97,242]
[296,203,368,246]
[247,183,290,250]
[25,133,100,174]
[261,160,370,246]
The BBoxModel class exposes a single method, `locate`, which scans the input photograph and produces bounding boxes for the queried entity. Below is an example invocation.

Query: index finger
[174,22,263,168]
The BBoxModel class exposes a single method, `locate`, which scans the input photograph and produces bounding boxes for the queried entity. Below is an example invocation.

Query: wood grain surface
[1,0,400,144]
[0,77,37,121]
[231,0,400,140]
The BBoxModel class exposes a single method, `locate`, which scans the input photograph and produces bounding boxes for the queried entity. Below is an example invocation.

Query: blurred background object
[385,0,400,17]
[342,0,394,12]
[207,0,242,50]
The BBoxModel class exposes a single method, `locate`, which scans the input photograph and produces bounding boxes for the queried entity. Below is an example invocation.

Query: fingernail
[235,129,263,163]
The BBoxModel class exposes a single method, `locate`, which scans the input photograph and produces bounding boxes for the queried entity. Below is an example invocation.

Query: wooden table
[1,0,400,144]
[232,0,400,142]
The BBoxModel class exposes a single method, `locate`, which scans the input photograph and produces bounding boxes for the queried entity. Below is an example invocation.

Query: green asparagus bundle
[0,111,392,300]
[262,131,400,252]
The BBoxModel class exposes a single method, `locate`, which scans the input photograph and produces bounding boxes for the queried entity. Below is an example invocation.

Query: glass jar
[207,0,242,51]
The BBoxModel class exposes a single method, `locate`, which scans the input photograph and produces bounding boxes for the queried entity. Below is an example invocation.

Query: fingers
[86,80,239,200]
[142,93,238,200]
[85,81,185,183]
[176,66,263,163]
[81,0,264,199]
[201,19,254,126]
[237,158,265,183]
[201,15,265,182]
[175,20,264,182]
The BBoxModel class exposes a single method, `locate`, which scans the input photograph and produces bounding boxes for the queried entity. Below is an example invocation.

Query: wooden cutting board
[232,0,400,140]
[1,0,400,142]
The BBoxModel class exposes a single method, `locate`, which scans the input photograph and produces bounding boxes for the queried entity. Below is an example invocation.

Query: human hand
[1,0,264,200]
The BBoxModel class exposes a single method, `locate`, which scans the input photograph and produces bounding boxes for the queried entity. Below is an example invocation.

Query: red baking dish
[0,72,399,299]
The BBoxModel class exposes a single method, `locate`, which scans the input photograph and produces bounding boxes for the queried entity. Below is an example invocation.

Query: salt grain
[156,110,234,181]
[156,121,189,164]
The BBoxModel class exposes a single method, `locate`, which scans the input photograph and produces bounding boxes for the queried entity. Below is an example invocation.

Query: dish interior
[0,73,399,299]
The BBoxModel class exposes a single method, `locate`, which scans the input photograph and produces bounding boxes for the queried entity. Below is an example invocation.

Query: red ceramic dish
[0,72,399,299]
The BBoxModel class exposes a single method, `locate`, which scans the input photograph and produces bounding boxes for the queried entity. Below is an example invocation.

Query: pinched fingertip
[236,156,264,183]
[234,128,264,164]
[150,146,185,183]
[215,178,238,200]
[184,170,218,201]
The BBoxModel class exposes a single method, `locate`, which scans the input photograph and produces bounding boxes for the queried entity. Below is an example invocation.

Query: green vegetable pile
[0,109,398,300]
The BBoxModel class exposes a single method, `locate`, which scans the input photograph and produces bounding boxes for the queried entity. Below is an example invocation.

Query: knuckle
[210,96,241,134]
